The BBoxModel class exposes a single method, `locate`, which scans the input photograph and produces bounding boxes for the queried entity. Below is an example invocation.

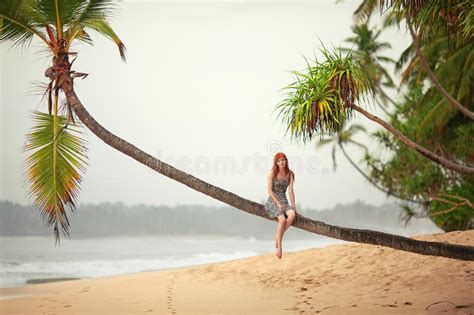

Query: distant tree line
[0,200,439,239]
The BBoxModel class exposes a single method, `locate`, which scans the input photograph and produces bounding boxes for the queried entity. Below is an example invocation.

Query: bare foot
[275,247,282,259]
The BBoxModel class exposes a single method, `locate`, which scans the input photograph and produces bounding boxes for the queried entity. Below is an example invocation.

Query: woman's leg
[275,214,286,259]
[283,209,296,232]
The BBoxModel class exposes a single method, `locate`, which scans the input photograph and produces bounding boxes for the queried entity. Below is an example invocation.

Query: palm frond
[71,0,118,24]
[353,0,380,24]
[347,123,367,135]
[315,138,335,148]
[0,0,50,48]
[65,0,119,48]
[435,42,473,100]
[81,18,126,61]
[395,43,414,73]
[416,97,446,140]
[21,110,89,244]
[458,1,474,39]
[36,0,85,35]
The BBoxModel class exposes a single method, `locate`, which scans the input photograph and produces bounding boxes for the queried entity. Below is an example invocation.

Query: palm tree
[1,0,125,243]
[354,0,472,40]
[350,0,473,231]
[318,123,471,229]
[407,20,474,120]
[316,124,423,204]
[353,0,474,120]
[275,45,474,176]
[395,30,473,141]
[341,23,396,113]
[1,1,473,261]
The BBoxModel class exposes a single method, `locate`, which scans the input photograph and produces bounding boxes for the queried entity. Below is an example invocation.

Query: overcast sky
[0,0,411,210]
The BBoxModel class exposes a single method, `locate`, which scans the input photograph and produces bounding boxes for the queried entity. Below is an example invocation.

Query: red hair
[271,152,295,181]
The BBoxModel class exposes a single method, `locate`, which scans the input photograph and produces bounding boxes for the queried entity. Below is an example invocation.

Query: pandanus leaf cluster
[275,45,374,144]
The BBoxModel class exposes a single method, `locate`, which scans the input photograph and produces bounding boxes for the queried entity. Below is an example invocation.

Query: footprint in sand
[312,305,337,313]
[78,287,91,293]
[291,287,314,313]
[166,273,178,315]
[374,302,399,308]
[302,278,314,285]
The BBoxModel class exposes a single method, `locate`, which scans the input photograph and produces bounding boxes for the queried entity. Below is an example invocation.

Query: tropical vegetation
[1,0,472,260]
[278,0,473,231]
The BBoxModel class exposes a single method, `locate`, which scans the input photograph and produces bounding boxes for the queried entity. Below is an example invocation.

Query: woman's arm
[267,171,282,206]
[289,173,296,213]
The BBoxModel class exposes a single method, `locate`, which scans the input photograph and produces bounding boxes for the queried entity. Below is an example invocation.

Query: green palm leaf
[22,110,89,244]
[0,0,49,47]
[36,0,85,32]
[65,1,126,59]
[77,18,126,60]
[353,0,378,24]
[71,0,118,24]
[276,44,373,144]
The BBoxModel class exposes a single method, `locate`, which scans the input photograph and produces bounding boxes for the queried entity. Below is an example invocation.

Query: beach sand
[0,230,473,314]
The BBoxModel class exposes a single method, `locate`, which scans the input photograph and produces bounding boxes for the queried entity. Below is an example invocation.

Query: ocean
[0,235,347,288]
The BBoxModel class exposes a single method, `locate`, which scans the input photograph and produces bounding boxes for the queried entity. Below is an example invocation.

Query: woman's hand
[290,206,297,215]
[277,203,285,214]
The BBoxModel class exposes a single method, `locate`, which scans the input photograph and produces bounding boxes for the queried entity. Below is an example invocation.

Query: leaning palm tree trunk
[350,104,474,175]
[60,74,474,261]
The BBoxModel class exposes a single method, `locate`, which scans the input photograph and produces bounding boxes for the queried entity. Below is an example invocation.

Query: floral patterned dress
[264,175,292,218]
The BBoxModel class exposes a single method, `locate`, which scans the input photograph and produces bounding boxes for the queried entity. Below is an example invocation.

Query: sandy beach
[0,230,473,314]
